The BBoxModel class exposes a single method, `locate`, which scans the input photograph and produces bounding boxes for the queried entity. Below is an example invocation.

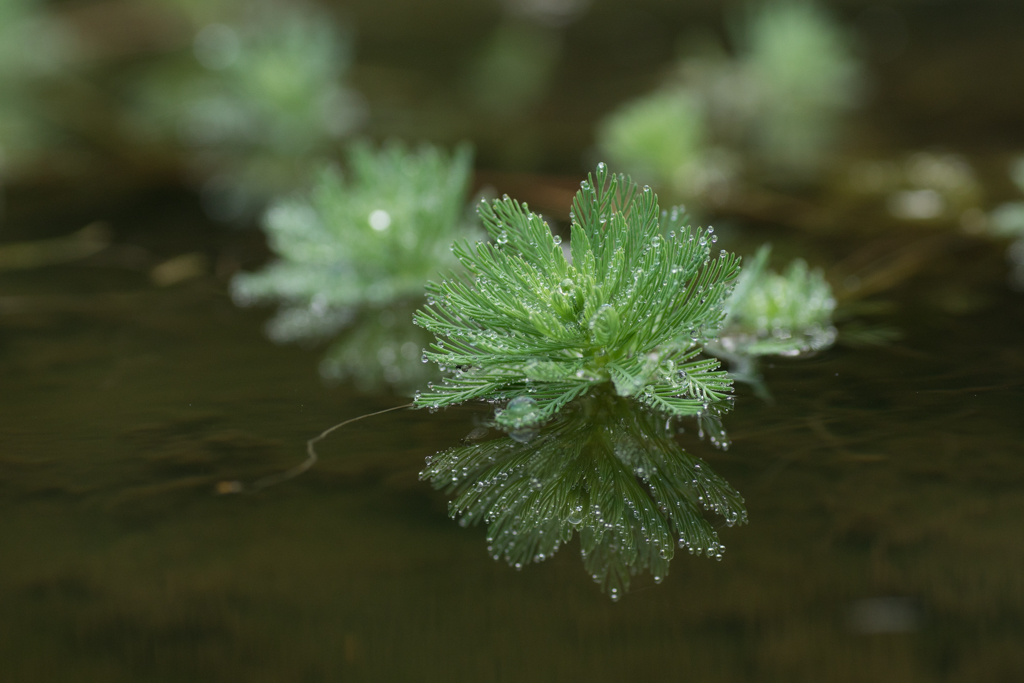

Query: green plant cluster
[0,0,71,178]
[421,393,747,600]
[232,142,476,390]
[712,244,837,359]
[988,156,1024,290]
[597,0,860,198]
[596,91,708,199]
[415,163,741,434]
[129,0,362,216]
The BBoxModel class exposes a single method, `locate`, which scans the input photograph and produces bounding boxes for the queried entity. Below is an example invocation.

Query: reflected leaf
[318,304,438,394]
[421,392,747,600]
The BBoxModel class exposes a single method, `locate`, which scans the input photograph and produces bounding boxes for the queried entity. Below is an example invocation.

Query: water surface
[1,192,1022,682]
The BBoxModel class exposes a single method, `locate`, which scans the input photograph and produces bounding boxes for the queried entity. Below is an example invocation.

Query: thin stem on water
[216,403,414,494]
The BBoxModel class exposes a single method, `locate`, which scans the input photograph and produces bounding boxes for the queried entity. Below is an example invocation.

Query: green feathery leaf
[712,244,836,359]
[415,163,741,430]
[231,141,476,391]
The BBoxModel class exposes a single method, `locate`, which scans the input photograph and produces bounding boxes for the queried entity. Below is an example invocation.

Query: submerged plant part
[710,244,836,363]
[415,163,741,432]
[421,393,747,600]
[232,142,476,391]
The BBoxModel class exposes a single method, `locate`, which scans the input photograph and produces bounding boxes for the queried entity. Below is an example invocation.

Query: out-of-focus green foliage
[421,392,747,600]
[987,156,1024,290]
[233,142,475,311]
[988,202,1024,238]
[0,0,72,178]
[231,142,476,391]
[711,244,836,360]
[741,1,860,174]
[128,0,362,218]
[468,18,561,119]
[987,156,1024,239]
[499,0,591,27]
[843,153,983,223]
[597,1,860,201]
[595,91,707,197]
[415,164,740,434]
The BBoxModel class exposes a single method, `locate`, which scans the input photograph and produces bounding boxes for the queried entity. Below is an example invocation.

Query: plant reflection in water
[421,391,747,600]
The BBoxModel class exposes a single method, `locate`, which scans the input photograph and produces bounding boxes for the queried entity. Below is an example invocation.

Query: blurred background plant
[708,244,836,387]
[842,152,984,225]
[596,0,861,208]
[0,0,76,202]
[124,0,364,221]
[985,156,1024,290]
[231,141,476,393]
[463,0,589,169]
[421,392,747,601]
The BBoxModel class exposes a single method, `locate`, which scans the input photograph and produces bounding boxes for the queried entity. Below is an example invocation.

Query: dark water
[1,193,1022,681]
[3,2,1024,680]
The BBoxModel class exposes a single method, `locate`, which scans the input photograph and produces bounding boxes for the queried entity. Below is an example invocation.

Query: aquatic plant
[0,0,71,180]
[595,90,709,199]
[415,163,741,435]
[986,156,1024,239]
[711,244,836,361]
[129,0,362,218]
[468,18,561,120]
[596,0,860,197]
[987,156,1024,290]
[232,142,476,391]
[989,203,1024,238]
[878,153,982,222]
[422,393,747,600]
[741,0,860,175]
